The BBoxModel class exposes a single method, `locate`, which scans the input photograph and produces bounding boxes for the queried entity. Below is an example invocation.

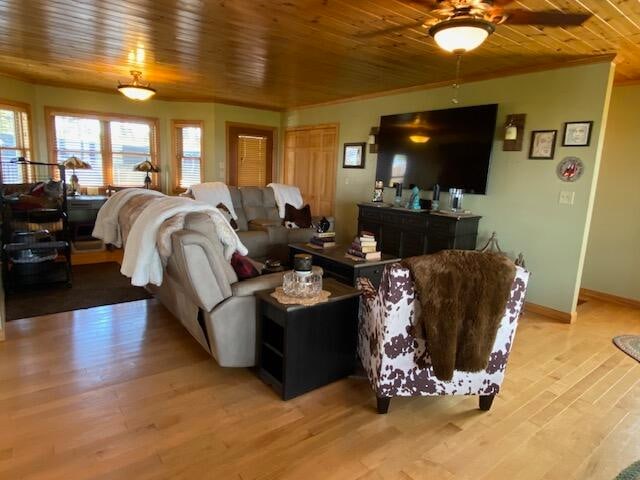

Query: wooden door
[284,125,338,217]
[227,123,275,187]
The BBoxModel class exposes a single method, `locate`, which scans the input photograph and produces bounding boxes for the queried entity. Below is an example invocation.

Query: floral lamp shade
[62,156,92,171]
[133,159,160,188]
[62,156,92,195]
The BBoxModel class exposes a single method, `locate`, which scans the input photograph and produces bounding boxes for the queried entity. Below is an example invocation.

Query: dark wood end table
[289,243,401,289]
[255,278,361,400]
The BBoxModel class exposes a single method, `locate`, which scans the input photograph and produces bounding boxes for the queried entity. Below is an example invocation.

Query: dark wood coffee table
[255,278,361,400]
[289,243,401,289]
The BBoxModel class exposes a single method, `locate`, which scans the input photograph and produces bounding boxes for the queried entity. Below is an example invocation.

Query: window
[0,101,32,184]
[172,121,203,190]
[226,123,274,187]
[237,135,268,187]
[47,109,158,188]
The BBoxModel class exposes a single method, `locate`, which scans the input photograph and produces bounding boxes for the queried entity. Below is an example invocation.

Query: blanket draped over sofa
[402,250,517,381]
[93,189,247,287]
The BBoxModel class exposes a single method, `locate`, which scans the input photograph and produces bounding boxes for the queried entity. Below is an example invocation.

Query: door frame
[225,122,278,186]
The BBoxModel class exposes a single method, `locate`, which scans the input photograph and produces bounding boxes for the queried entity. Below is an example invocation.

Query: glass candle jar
[282,271,323,298]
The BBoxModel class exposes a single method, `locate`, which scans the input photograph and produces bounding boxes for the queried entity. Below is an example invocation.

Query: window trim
[171,119,204,193]
[45,106,160,188]
[0,99,34,184]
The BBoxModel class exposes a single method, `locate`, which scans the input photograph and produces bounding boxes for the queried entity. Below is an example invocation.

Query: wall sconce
[503,114,526,152]
[368,126,379,154]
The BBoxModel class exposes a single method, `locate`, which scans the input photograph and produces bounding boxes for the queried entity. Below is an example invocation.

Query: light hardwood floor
[0,298,638,480]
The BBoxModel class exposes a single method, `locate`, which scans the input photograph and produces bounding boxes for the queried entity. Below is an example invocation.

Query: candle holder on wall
[503,114,526,151]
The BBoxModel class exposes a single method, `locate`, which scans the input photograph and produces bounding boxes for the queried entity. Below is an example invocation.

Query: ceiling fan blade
[401,0,440,9]
[358,19,428,38]
[503,9,591,26]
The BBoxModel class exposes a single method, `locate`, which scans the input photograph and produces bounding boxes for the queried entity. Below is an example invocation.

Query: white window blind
[0,105,32,184]
[111,121,152,186]
[49,111,158,188]
[237,135,267,187]
[54,116,104,186]
[174,123,202,189]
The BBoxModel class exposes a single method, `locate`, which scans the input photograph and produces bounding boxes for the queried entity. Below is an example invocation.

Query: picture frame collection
[529,121,593,160]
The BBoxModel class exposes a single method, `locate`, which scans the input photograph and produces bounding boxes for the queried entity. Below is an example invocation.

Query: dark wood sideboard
[357,203,481,258]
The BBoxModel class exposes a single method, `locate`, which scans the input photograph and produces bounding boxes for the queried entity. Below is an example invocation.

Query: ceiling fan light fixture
[409,135,430,143]
[117,70,156,101]
[429,18,495,54]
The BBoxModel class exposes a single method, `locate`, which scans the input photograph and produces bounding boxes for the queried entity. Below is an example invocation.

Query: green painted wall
[0,75,281,189]
[286,62,615,314]
[581,85,640,302]
[212,103,282,182]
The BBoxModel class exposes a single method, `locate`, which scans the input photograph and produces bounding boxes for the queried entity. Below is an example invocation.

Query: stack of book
[347,231,381,261]
[309,231,336,248]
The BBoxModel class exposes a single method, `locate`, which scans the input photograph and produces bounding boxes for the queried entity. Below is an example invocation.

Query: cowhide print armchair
[357,263,529,414]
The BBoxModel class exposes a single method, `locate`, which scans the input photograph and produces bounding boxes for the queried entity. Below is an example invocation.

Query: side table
[255,278,361,400]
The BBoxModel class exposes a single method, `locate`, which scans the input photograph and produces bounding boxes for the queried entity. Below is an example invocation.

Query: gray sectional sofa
[149,184,334,367]
[191,185,334,263]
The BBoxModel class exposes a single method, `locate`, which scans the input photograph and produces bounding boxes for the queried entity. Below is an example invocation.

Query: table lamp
[133,159,160,189]
[62,156,92,196]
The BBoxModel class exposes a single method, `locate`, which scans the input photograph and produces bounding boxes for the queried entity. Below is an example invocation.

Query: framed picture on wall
[529,130,557,159]
[342,142,366,169]
[562,121,593,147]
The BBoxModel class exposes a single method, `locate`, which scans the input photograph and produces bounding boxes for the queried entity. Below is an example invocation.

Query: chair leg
[376,396,391,414]
[479,394,495,411]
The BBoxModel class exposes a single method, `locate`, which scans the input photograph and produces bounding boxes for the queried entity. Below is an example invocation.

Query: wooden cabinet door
[284,125,337,217]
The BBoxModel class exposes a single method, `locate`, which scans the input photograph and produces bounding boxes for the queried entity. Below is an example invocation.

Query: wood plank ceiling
[0,0,638,110]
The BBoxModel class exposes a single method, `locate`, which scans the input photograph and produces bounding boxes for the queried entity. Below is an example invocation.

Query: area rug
[615,460,640,480]
[613,336,640,363]
[5,262,151,321]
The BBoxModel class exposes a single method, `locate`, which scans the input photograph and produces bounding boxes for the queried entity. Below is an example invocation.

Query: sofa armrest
[248,218,282,230]
[248,221,289,246]
[231,271,286,297]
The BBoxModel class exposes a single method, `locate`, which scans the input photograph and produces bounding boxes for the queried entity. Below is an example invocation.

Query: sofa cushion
[237,230,270,258]
[182,212,238,285]
[228,186,248,231]
[241,187,280,223]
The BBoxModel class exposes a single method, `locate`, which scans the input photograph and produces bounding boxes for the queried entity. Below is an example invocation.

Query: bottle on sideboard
[393,182,403,207]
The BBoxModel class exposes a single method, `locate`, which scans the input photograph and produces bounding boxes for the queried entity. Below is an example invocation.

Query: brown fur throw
[402,250,516,381]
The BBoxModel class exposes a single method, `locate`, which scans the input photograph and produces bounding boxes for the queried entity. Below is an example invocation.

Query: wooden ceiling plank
[0,0,633,108]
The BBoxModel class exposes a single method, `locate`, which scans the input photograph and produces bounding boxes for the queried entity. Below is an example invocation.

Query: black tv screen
[375,104,498,194]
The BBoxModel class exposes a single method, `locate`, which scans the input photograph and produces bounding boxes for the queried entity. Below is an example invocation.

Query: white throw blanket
[121,197,248,286]
[267,183,303,218]
[187,182,238,220]
[92,188,165,247]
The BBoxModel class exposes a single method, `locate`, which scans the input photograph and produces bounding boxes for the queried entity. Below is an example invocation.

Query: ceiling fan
[361,0,592,54]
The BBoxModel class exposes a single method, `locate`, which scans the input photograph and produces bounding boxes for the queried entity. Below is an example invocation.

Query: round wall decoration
[557,156,584,182]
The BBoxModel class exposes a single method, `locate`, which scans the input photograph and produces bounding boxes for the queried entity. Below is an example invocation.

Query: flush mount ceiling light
[429,17,495,54]
[117,71,156,101]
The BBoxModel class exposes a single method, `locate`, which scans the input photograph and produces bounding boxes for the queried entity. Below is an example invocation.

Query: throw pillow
[216,203,239,230]
[284,203,312,229]
[230,252,260,280]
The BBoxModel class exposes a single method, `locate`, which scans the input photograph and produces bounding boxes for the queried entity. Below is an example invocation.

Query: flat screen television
[375,104,498,194]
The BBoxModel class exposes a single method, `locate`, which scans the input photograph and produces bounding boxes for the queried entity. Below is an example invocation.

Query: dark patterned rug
[613,336,640,363]
[5,262,151,321]
[615,460,640,480]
